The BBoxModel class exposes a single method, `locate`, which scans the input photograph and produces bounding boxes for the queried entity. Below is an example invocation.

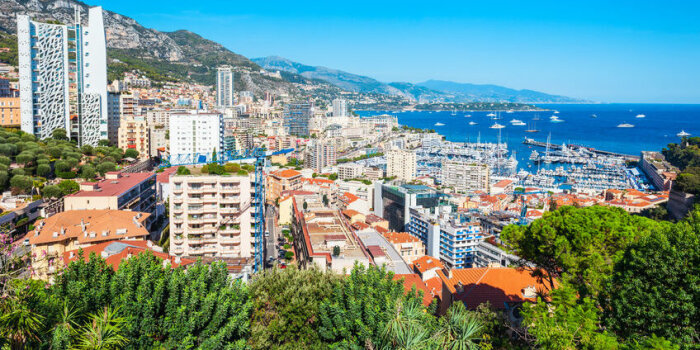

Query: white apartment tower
[169,112,224,162]
[216,66,234,108]
[17,7,108,146]
[308,139,337,172]
[386,149,417,181]
[332,98,347,117]
[441,160,490,194]
[169,174,254,258]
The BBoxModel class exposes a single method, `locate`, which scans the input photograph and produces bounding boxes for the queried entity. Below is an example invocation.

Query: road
[264,204,279,268]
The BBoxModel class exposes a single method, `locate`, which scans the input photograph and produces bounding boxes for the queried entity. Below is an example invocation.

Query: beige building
[28,210,150,282]
[308,139,337,172]
[169,174,254,258]
[441,161,490,194]
[337,163,364,180]
[0,97,20,127]
[386,149,416,181]
[149,124,168,157]
[383,232,425,264]
[118,116,150,159]
[267,169,302,201]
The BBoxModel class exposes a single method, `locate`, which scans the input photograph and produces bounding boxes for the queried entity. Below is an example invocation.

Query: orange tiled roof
[412,255,444,274]
[493,179,513,188]
[272,169,302,179]
[29,210,150,245]
[394,274,434,306]
[341,192,360,204]
[383,231,421,244]
[342,209,363,218]
[63,240,195,271]
[438,267,551,309]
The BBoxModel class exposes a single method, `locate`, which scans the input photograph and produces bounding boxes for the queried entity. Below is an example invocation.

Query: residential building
[437,267,551,314]
[169,111,224,161]
[118,116,150,159]
[284,102,313,136]
[169,174,254,259]
[407,206,485,270]
[308,139,337,172]
[332,98,347,117]
[18,7,108,146]
[28,209,150,281]
[0,78,11,97]
[640,151,677,191]
[107,92,121,144]
[473,240,521,268]
[374,183,442,232]
[383,231,425,263]
[63,240,195,271]
[149,124,168,157]
[442,161,490,194]
[491,179,515,195]
[216,66,234,108]
[339,191,370,214]
[267,169,302,201]
[386,149,417,181]
[64,171,157,225]
[337,163,364,180]
[0,97,20,127]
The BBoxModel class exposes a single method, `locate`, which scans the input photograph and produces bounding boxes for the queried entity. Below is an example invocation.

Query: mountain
[254,56,583,103]
[0,0,307,96]
[417,80,582,103]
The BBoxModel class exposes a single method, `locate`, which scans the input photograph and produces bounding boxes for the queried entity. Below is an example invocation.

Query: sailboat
[451,108,457,116]
[468,121,478,125]
[544,133,552,164]
[525,121,539,133]
[434,122,445,126]
[677,130,691,137]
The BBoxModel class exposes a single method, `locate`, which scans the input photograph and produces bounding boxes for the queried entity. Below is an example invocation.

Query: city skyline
[83,0,700,103]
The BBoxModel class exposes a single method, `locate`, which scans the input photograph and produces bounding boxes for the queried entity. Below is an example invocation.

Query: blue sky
[88,0,700,103]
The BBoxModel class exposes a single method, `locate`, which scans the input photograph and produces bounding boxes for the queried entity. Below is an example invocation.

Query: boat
[489,123,505,129]
[468,121,478,125]
[512,121,526,126]
[509,118,523,124]
[677,130,691,137]
[553,110,560,114]
[529,150,540,160]
[464,114,472,118]
[550,116,564,123]
[506,109,515,113]
[617,123,634,128]
[486,112,497,117]
[591,114,597,118]
[434,122,445,126]
[635,114,645,118]
[451,108,457,116]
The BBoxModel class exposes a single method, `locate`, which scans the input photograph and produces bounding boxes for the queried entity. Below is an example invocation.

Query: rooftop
[272,169,302,179]
[63,240,195,271]
[383,231,421,244]
[68,172,154,198]
[29,210,150,245]
[394,274,435,306]
[412,255,445,274]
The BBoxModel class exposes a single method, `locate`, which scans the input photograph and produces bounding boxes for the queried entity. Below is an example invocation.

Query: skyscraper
[332,98,347,117]
[169,111,224,161]
[283,102,313,136]
[17,6,108,146]
[216,66,234,108]
[386,149,417,181]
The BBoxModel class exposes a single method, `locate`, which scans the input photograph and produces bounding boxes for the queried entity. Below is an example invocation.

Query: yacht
[506,109,515,113]
[512,121,526,126]
[617,123,635,128]
[464,114,472,118]
[486,112,497,117]
[635,114,646,118]
[550,116,564,123]
[468,121,478,125]
[490,123,506,129]
[434,122,445,126]
[529,150,540,160]
[509,118,523,124]
[591,114,597,118]
[677,130,691,137]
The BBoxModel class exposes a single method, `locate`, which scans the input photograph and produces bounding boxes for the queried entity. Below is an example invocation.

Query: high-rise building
[373,183,442,232]
[308,139,337,172]
[118,116,150,159]
[441,161,490,194]
[216,66,234,108]
[169,174,254,258]
[106,92,121,144]
[332,98,347,117]
[169,111,224,160]
[283,102,313,136]
[0,78,12,97]
[386,149,417,181]
[17,7,108,146]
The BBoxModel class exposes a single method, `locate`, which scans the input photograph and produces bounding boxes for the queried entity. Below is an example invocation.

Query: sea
[356,104,700,171]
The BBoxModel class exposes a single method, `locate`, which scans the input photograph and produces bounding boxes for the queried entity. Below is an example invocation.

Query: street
[264,204,279,268]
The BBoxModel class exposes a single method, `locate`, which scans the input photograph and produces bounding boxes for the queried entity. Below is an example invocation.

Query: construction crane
[160,147,295,272]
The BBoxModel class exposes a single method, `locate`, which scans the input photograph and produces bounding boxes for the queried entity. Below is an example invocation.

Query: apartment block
[337,163,364,180]
[383,231,425,263]
[169,111,223,160]
[0,97,20,127]
[386,149,417,181]
[216,66,234,108]
[441,160,490,194]
[284,102,313,136]
[169,174,254,259]
[267,169,302,201]
[308,140,337,172]
[118,115,150,159]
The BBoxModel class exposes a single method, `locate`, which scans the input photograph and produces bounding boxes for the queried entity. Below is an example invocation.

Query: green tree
[123,149,139,159]
[604,219,699,347]
[81,144,94,156]
[0,282,46,350]
[79,164,96,180]
[36,164,52,178]
[433,302,486,350]
[58,180,80,196]
[10,175,32,194]
[175,166,190,175]
[96,162,116,176]
[42,185,63,199]
[52,128,68,141]
[74,306,127,350]
[502,205,664,298]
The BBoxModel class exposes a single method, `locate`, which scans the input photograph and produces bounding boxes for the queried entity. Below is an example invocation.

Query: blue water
[357,104,700,170]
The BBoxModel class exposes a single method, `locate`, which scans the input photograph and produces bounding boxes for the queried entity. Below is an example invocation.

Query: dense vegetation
[0,33,18,67]
[502,205,698,349]
[0,128,133,201]
[662,137,700,194]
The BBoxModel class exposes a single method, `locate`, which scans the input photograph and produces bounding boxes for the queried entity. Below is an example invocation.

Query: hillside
[417,79,583,103]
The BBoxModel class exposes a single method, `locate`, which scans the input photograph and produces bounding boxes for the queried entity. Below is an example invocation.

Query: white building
[308,139,337,172]
[17,7,108,146]
[169,174,254,258]
[441,161,490,194]
[332,98,347,118]
[216,66,234,108]
[337,163,364,180]
[386,149,417,181]
[169,111,223,162]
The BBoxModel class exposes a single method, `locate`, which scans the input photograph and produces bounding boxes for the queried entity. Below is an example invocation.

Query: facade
[383,231,425,263]
[118,115,150,159]
[386,149,417,181]
[640,151,677,191]
[284,102,313,136]
[169,174,254,258]
[267,169,302,201]
[441,161,490,194]
[308,139,337,172]
[64,171,157,224]
[28,209,150,281]
[216,66,234,108]
[0,97,21,127]
[17,7,108,145]
[169,111,223,160]
[374,183,442,232]
[149,124,168,157]
[106,92,121,144]
[0,78,11,97]
[337,163,364,180]
[407,206,485,270]
[332,98,347,117]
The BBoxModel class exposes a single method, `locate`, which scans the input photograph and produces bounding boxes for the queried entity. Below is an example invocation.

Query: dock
[523,138,639,161]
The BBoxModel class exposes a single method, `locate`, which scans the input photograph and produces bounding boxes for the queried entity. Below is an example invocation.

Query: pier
[523,138,639,161]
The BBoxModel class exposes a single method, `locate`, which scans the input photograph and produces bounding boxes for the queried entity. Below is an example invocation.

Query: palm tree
[0,285,45,350]
[433,302,484,350]
[50,302,80,349]
[379,300,431,350]
[75,306,127,350]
